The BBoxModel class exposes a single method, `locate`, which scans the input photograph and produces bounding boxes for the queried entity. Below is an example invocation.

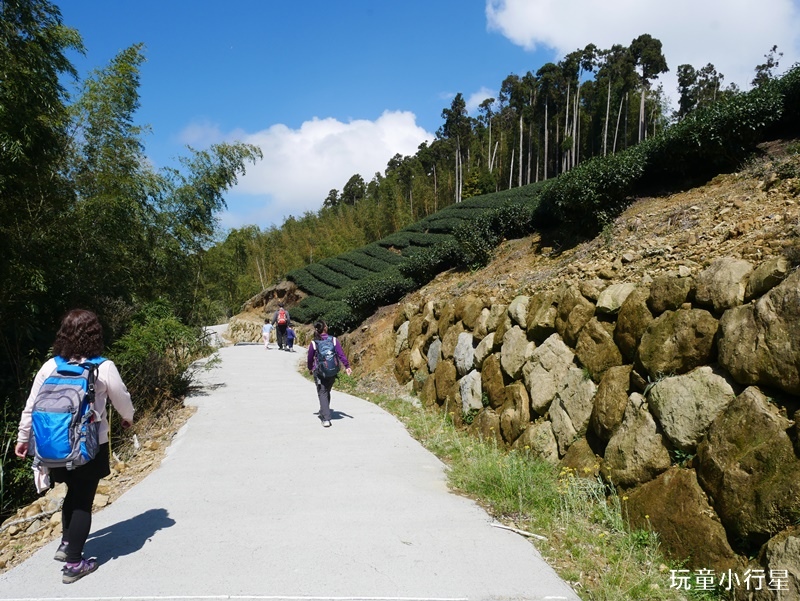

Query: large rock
[453,332,475,377]
[407,314,425,350]
[458,295,486,331]
[648,366,736,453]
[438,302,455,339]
[526,291,558,342]
[440,320,465,360]
[590,365,633,442]
[745,256,791,301]
[433,360,457,405]
[485,303,507,334]
[596,283,637,315]
[694,257,753,313]
[555,285,596,347]
[559,438,601,478]
[459,370,483,415]
[500,325,534,380]
[614,285,653,363]
[395,321,410,356]
[696,386,800,550]
[493,312,513,348]
[394,303,418,330]
[522,334,575,416]
[512,419,559,464]
[718,269,800,395]
[744,527,800,600]
[575,317,623,380]
[394,349,412,385]
[408,342,428,373]
[481,354,507,409]
[426,338,442,373]
[603,394,671,488]
[473,331,495,370]
[647,275,693,315]
[624,468,739,572]
[500,382,530,445]
[473,307,491,341]
[637,307,718,378]
[549,367,597,456]
[421,371,437,408]
[507,295,530,329]
[470,408,503,446]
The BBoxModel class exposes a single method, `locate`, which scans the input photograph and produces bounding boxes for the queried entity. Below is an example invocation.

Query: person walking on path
[285,326,296,352]
[272,303,291,350]
[307,320,351,427]
[262,319,273,349]
[15,309,135,584]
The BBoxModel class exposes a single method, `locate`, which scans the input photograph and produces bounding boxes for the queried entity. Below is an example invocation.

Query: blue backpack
[313,337,340,379]
[31,357,106,470]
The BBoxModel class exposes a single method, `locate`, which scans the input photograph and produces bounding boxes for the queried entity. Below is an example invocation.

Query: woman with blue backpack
[15,309,135,584]
[307,320,351,427]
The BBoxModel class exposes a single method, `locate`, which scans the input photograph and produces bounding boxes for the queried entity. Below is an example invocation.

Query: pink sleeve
[17,360,55,443]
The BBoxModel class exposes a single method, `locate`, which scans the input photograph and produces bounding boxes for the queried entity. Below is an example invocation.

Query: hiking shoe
[322,420,332,427]
[62,558,98,584]
[54,542,69,562]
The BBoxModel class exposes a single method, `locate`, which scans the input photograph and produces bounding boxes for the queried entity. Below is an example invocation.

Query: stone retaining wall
[393,256,800,595]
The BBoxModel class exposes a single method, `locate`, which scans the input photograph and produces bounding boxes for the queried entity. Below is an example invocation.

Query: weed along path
[0,343,579,601]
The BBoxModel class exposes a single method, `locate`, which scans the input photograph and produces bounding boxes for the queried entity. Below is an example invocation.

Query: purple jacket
[307,333,350,372]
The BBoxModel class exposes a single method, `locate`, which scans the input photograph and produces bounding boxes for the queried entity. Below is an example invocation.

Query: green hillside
[287,63,800,334]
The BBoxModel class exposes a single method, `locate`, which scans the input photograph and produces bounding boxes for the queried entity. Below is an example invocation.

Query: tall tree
[630,34,668,142]
[752,45,782,88]
[0,0,83,391]
[438,93,470,202]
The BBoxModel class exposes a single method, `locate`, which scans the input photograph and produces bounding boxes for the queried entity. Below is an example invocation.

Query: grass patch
[343,383,727,601]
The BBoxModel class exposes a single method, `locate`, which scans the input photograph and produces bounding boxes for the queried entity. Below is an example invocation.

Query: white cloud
[466,86,498,114]
[486,0,800,103]
[183,111,433,228]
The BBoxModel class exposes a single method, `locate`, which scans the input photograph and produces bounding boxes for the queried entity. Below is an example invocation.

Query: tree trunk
[544,102,549,180]
[613,93,624,154]
[639,86,646,142]
[603,79,611,156]
[573,84,580,168]
[563,84,570,171]
[518,114,523,187]
[509,148,514,189]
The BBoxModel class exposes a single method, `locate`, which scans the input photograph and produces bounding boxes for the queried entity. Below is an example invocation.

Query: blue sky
[57,0,800,232]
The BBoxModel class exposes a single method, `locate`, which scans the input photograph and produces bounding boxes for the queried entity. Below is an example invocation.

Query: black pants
[275,325,287,349]
[52,443,110,562]
[315,375,335,421]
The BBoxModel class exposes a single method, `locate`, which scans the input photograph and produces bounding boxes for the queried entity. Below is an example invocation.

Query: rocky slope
[349,139,800,600]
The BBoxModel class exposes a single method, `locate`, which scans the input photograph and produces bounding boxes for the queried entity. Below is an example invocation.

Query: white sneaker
[322,420,332,428]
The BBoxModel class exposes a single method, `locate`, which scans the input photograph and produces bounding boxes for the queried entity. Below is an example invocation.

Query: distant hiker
[307,320,351,427]
[286,326,296,352]
[15,309,134,584]
[262,319,273,349]
[272,303,291,350]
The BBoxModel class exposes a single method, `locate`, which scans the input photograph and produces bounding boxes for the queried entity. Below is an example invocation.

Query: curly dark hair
[52,309,105,360]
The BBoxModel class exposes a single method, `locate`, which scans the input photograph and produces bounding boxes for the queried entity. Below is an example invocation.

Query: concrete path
[0,342,579,601]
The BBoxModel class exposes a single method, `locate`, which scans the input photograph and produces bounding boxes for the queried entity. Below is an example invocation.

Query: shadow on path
[85,508,175,565]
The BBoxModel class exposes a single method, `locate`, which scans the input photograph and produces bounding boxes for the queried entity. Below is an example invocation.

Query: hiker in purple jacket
[307,320,351,428]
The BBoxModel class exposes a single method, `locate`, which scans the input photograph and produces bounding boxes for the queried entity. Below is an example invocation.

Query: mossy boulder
[637,307,718,378]
[624,468,739,572]
[696,386,800,551]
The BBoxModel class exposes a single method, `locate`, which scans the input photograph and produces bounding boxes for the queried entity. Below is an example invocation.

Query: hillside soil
[346,140,800,389]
